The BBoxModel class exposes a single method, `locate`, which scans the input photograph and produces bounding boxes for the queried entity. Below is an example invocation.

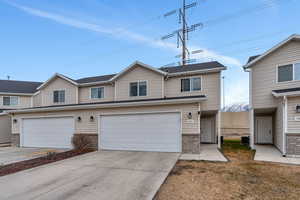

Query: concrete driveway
[0,147,67,165]
[0,151,179,200]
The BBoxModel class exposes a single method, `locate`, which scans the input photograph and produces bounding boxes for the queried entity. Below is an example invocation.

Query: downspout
[198,102,201,150]
[217,111,221,149]
[218,71,222,149]
[245,68,255,149]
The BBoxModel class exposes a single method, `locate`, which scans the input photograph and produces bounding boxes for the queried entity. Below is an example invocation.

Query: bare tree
[222,103,249,112]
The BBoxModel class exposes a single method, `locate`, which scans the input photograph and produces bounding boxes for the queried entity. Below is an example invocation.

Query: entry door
[99,112,181,152]
[256,116,273,144]
[201,117,215,143]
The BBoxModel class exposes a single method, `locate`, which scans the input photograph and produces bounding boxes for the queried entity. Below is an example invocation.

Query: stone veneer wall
[73,134,98,150]
[11,134,20,147]
[286,134,300,156]
[182,134,200,154]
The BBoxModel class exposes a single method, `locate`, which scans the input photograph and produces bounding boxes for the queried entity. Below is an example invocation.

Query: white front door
[256,116,273,144]
[99,112,181,152]
[22,117,74,148]
[201,117,215,143]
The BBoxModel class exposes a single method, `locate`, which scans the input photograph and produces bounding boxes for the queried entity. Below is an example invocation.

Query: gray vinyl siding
[14,65,221,112]
[32,92,42,107]
[0,95,32,109]
[79,84,114,103]
[165,72,220,111]
[39,77,78,106]
[251,40,300,109]
[287,96,300,133]
[114,65,164,101]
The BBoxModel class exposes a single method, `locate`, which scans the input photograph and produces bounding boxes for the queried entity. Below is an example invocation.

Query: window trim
[53,89,66,104]
[129,80,148,97]
[180,76,202,92]
[90,87,105,99]
[277,62,300,83]
[2,96,19,106]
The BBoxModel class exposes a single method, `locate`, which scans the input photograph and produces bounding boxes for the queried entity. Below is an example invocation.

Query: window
[53,90,65,103]
[130,81,147,97]
[181,79,190,92]
[181,77,201,92]
[278,63,300,82]
[278,64,293,82]
[3,96,18,106]
[139,81,147,96]
[295,63,300,81]
[91,87,104,99]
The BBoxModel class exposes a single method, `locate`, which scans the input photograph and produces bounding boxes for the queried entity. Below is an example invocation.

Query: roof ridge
[0,79,43,83]
[76,73,117,81]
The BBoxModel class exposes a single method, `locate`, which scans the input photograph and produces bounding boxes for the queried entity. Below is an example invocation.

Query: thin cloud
[225,79,249,106]
[5,1,241,66]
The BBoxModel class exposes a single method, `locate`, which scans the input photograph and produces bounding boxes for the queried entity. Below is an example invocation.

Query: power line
[202,0,292,28]
[161,0,203,66]
[63,0,295,69]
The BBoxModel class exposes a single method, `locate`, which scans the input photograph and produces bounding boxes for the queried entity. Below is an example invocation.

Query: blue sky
[0,0,299,106]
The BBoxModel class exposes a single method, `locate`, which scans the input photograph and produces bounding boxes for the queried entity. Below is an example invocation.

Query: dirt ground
[155,140,300,200]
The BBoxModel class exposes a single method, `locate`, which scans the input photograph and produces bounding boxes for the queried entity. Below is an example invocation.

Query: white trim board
[244,34,300,69]
[8,97,206,114]
[37,73,78,90]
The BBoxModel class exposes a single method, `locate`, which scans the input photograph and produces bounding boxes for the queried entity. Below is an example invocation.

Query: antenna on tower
[161,0,204,66]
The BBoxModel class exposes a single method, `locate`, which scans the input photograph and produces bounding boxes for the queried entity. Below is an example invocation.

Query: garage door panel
[22,117,74,148]
[100,113,181,152]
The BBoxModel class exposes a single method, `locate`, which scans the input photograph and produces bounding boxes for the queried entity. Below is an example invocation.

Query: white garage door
[22,117,74,148]
[99,112,181,152]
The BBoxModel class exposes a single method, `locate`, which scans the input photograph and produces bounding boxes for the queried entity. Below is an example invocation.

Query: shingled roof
[160,61,225,73]
[76,74,116,84]
[0,61,226,93]
[0,80,42,94]
[247,55,261,64]
[273,87,300,94]
[75,61,226,84]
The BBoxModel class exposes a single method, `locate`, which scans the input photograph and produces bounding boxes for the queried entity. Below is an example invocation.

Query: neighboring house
[244,34,300,157]
[7,61,226,154]
[0,80,42,143]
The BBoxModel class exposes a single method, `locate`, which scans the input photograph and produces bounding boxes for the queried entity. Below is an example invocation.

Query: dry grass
[155,139,300,200]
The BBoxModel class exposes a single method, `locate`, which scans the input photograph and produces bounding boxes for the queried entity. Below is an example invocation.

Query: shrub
[72,135,92,152]
[45,152,57,160]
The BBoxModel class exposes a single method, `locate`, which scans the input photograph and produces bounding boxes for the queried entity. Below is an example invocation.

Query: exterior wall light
[13,119,18,123]
[296,105,300,113]
[77,116,82,122]
[90,116,94,122]
[187,112,193,119]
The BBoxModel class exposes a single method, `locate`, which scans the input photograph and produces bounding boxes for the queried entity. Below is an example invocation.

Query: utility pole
[222,76,225,109]
[182,0,187,65]
[162,0,203,66]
